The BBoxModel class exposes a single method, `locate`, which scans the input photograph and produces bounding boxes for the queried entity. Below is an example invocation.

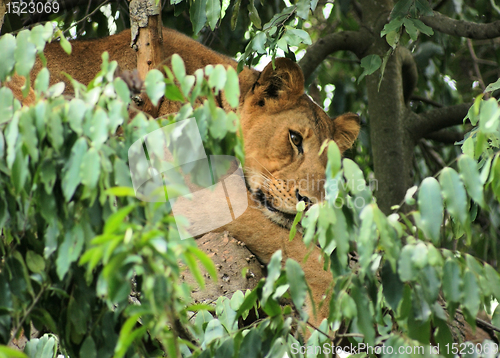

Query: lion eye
[289,130,303,154]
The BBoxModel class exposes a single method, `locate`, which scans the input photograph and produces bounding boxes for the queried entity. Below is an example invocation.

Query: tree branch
[410,103,471,141]
[424,129,464,144]
[421,11,500,39]
[299,29,370,80]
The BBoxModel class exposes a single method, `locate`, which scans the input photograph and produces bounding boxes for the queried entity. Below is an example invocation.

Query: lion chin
[252,188,298,229]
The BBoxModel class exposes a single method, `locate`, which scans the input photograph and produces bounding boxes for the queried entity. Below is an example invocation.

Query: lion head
[239,58,360,228]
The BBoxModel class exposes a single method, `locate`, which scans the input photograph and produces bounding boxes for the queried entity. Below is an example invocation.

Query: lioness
[10,28,360,325]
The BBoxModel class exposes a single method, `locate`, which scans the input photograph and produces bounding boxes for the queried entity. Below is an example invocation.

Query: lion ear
[257,58,304,99]
[333,112,360,153]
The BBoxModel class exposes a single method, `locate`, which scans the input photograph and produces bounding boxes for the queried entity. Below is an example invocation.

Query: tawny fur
[5,28,361,328]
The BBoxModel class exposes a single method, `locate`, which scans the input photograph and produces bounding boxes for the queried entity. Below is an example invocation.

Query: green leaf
[145,69,165,106]
[11,149,28,194]
[231,0,241,30]
[19,112,39,163]
[0,87,14,124]
[114,314,147,358]
[67,98,86,135]
[412,18,434,36]
[113,77,131,103]
[390,0,412,19]
[485,78,500,93]
[289,209,303,241]
[62,138,88,201]
[47,82,65,98]
[0,272,13,311]
[238,330,261,358]
[419,265,440,303]
[463,270,480,317]
[0,346,28,358]
[56,224,85,280]
[215,338,234,358]
[417,177,443,243]
[29,24,51,52]
[358,54,382,84]
[381,261,404,310]
[224,67,240,108]
[439,167,468,227]
[484,264,500,301]
[14,30,37,77]
[48,113,63,151]
[79,336,97,358]
[80,148,101,190]
[296,0,311,19]
[58,31,72,54]
[103,204,135,234]
[190,0,207,35]
[262,250,282,306]
[403,18,419,40]
[350,282,375,345]
[208,64,227,92]
[34,67,50,94]
[206,0,221,30]
[285,259,308,320]
[479,98,500,134]
[44,222,59,259]
[171,54,186,81]
[442,259,461,303]
[26,250,45,274]
[5,114,19,169]
[87,109,109,149]
[251,32,267,53]
[286,29,312,45]
[381,18,404,37]
[458,155,485,208]
[204,319,224,345]
[247,0,261,29]
[0,34,16,81]
[187,246,218,282]
[398,245,418,281]
[343,158,366,194]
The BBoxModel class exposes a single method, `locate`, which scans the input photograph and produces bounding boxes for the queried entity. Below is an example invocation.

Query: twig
[8,285,46,346]
[77,0,94,37]
[456,308,500,334]
[63,0,111,36]
[467,38,487,94]
[306,320,364,341]
[410,95,443,108]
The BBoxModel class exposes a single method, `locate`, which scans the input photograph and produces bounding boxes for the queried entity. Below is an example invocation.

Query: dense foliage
[1,1,500,358]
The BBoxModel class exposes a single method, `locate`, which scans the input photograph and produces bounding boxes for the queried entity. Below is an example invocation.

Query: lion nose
[296,190,312,207]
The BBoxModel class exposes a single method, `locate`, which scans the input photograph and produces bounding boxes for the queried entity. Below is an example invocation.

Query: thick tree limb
[299,30,370,80]
[421,11,500,39]
[424,129,464,144]
[410,103,471,141]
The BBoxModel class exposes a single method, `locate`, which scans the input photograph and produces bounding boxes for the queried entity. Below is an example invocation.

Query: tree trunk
[359,0,416,214]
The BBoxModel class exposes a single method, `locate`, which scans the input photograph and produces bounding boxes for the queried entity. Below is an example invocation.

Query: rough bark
[356,0,416,214]
[411,103,471,140]
[299,29,371,80]
[0,0,7,33]
[129,0,163,117]
[422,11,500,39]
